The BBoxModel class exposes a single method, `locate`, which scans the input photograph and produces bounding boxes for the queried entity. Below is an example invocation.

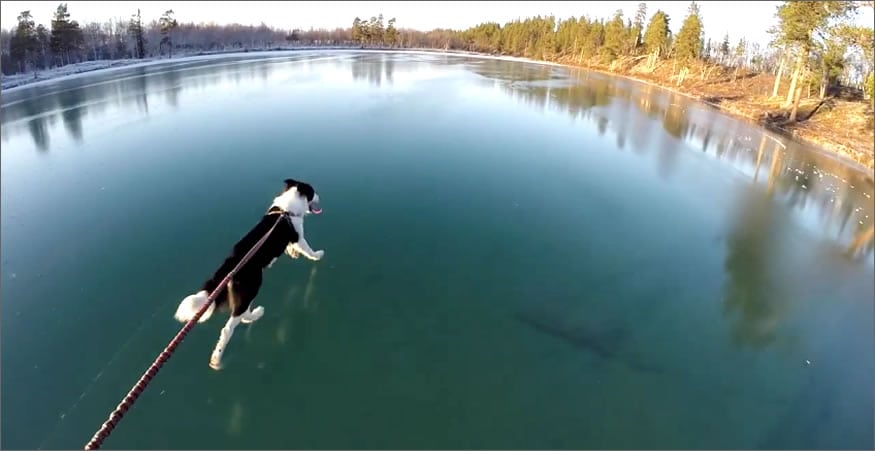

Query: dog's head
[272,178,322,216]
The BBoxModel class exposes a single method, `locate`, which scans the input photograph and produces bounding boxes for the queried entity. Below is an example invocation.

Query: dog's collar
[266,206,300,217]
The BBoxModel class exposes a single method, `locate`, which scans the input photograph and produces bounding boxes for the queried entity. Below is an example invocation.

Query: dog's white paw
[209,350,224,370]
[241,306,264,324]
[290,248,300,259]
[314,250,324,260]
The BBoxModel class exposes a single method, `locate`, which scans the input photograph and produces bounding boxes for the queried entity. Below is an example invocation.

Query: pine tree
[632,3,647,49]
[816,35,845,97]
[720,33,730,64]
[159,10,178,58]
[674,1,704,62]
[643,10,670,57]
[538,16,557,60]
[603,10,625,61]
[50,3,83,65]
[35,24,49,68]
[367,15,384,45]
[733,38,746,67]
[385,18,398,47]
[352,18,361,44]
[10,11,38,72]
[128,9,145,58]
[776,1,856,117]
[49,4,70,62]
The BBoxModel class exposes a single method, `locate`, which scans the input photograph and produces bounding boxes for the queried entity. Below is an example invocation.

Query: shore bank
[552,55,874,170]
[3,47,872,170]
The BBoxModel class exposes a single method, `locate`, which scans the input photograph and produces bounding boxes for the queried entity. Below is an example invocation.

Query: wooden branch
[802,98,829,121]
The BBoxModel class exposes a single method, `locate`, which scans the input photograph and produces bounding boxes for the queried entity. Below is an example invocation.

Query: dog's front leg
[287,216,323,261]
[293,238,324,261]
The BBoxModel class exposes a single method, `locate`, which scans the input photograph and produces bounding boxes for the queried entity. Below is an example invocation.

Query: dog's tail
[174,290,215,323]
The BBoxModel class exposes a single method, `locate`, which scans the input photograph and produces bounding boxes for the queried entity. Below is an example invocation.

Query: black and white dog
[174,178,324,370]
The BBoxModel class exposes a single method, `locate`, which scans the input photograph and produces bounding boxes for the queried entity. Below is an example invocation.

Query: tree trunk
[789,70,805,122]
[784,51,803,107]
[772,54,785,98]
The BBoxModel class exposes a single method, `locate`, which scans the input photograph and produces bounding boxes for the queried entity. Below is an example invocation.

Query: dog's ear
[283,178,315,201]
[283,178,299,192]
[296,183,315,202]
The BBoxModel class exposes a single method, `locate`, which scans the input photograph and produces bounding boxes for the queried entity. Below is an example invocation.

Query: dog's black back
[201,213,298,316]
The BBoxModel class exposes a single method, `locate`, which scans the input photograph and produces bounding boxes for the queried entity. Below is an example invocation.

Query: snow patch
[1,59,154,90]
[2,47,567,92]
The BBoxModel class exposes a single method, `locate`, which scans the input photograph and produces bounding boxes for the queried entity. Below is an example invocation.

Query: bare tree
[83,22,102,60]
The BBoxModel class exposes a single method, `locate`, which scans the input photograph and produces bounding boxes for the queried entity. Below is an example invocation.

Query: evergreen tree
[352,17,363,45]
[50,3,83,65]
[367,15,384,45]
[49,3,69,60]
[674,1,704,62]
[35,24,50,68]
[720,33,730,63]
[733,38,747,68]
[776,1,856,116]
[10,10,38,72]
[603,10,625,61]
[632,2,647,49]
[128,8,146,58]
[643,10,670,57]
[385,18,398,47]
[159,10,178,58]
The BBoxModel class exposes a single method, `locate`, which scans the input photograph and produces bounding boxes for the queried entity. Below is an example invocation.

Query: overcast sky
[1,1,873,46]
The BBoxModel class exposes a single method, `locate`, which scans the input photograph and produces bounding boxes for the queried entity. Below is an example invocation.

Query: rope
[83,213,287,450]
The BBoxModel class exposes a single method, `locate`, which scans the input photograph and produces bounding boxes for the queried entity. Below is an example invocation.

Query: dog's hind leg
[209,279,250,370]
[210,315,242,370]
[233,271,265,325]
[209,275,264,369]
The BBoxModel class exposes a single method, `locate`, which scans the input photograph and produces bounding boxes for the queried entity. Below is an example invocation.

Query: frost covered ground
[1,47,562,92]
[1,58,156,90]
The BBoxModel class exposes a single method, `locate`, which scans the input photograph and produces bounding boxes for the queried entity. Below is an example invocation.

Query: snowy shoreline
[1,47,345,91]
[0,47,563,92]
[1,58,156,90]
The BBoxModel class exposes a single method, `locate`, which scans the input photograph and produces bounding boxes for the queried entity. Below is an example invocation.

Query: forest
[2,1,873,166]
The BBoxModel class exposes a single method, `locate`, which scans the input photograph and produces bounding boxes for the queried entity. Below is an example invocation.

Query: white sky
[1,1,872,46]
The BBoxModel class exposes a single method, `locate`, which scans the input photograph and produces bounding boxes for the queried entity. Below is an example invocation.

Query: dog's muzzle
[309,200,322,215]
